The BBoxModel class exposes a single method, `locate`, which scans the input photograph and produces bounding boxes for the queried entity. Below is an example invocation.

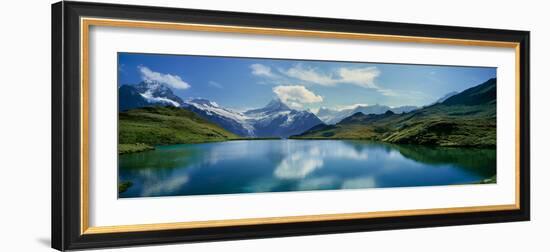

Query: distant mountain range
[118,78,494,144]
[315,89,467,125]
[184,98,255,137]
[119,81,322,138]
[184,98,323,138]
[244,99,323,138]
[293,78,497,147]
[316,104,418,124]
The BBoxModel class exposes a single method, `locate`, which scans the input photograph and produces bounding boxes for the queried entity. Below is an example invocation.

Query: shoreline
[119,137,495,155]
[288,136,496,149]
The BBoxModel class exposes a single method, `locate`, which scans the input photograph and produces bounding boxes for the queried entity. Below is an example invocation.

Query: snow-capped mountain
[183,98,323,138]
[134,80,184,107]
[244,99,324,138]
[244,99,292,116]
[118,81,184,111]
[316,104,418,124]
[184,98,255,137]
[118,82,331,137]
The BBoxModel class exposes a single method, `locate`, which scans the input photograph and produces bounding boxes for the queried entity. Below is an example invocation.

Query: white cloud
[287,101,304,109]
[273,85,323,107]
[309,107,320,114]
[297,176,336,190]
[282,65,380,89]
[138,66,190,90]
[341,177,377,189]
[338,67,380,88]
[142,175,189,196]
[283,66,337,86]
[250,63,275,77]
[118,63,126,73]
[253,63,396,97]
[208,81,223,89]
[274,152,324,179]
[378,88,398,96]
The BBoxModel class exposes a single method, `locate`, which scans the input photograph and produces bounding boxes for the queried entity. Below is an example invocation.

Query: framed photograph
[52,1,530,250]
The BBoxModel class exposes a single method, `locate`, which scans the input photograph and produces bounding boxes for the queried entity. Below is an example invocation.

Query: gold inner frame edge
[80,17,522,235]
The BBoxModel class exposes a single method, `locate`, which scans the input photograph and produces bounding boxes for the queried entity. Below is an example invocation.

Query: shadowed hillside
[118,106,238,154]
[292,78,497,147]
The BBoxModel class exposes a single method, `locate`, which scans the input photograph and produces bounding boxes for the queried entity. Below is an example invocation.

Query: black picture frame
[52,1,530,251]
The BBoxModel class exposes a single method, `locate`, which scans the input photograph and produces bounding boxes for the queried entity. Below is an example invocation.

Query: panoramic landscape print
[117,52,497,198]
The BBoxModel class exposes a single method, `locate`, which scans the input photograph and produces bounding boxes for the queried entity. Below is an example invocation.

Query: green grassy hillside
[118,106,238,153]
[293,79,496,147]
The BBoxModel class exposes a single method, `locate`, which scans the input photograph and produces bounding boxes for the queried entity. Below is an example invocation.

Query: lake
[118,140,496,198]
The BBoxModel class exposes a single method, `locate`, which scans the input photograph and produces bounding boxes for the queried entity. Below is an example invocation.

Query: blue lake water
[118,140,496,198]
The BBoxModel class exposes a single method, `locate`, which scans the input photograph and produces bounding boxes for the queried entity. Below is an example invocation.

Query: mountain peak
[135,80,174,97]
[245,98,292,115]
[187,98,220,108]
[136,80,169,91]
[264,98,291,111]
[132,80,184,108]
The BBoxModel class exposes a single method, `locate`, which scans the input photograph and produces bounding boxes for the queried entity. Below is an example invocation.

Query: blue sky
[118,52,496,111]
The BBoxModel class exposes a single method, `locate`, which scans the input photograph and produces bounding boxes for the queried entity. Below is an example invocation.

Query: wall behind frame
[0,0,546,251]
